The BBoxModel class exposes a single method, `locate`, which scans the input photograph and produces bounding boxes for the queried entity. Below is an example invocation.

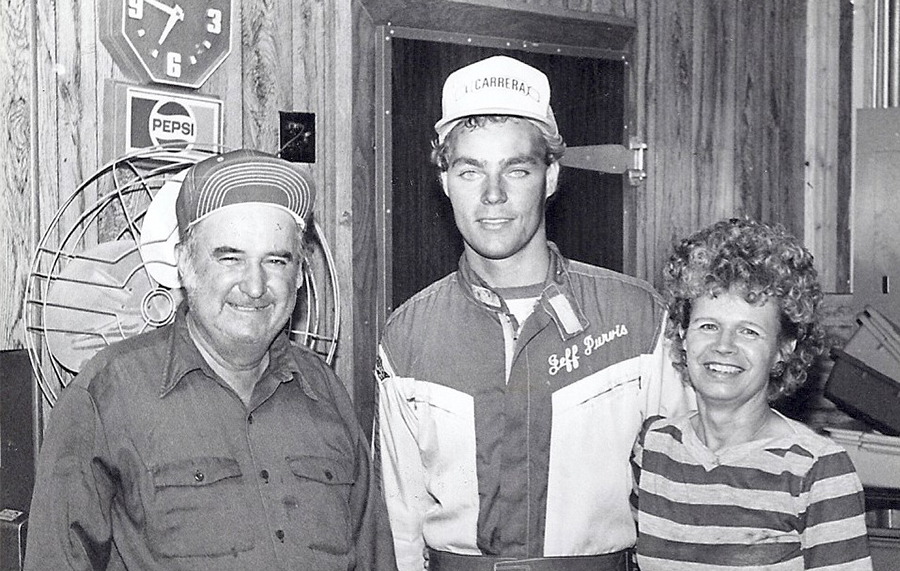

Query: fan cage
[24,145,340,406]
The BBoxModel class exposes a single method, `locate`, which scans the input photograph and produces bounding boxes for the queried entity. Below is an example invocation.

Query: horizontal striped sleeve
[629,440,642,518]
[630,416,658,519]
[800,450,872,570]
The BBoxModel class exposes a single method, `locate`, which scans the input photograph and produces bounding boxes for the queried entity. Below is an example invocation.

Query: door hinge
[558,137,647,186]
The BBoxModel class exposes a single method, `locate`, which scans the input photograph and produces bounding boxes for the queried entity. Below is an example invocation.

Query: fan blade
[139,170,185,288]
[44,240,181,373]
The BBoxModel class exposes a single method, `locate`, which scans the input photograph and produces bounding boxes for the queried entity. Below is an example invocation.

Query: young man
[25,150,395,571]
[375,56,693,571]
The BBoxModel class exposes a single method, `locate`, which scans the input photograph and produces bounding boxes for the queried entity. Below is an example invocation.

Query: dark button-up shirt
[25,310,395,571]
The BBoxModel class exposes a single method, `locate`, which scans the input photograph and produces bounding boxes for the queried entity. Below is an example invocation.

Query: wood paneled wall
[806,0,852,295]
[0,0,361,396]
[346,0,814,428]
[3,0,825,425]
[1,1,35,354]
[350,2,380,429]
[353,0,809,290]
[635,0,807,288]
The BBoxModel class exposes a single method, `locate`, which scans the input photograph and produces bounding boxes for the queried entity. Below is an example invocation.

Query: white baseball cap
[434,55,559,143]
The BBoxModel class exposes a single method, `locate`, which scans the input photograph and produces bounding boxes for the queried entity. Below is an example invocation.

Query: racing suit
[375,244,694,571]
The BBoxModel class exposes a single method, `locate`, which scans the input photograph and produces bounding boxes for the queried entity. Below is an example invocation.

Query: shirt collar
[158,305,319,400]
[457,242,590,340]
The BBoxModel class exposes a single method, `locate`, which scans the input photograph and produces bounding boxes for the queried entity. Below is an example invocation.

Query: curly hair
[663,217,826,401]
[430,115,566,171]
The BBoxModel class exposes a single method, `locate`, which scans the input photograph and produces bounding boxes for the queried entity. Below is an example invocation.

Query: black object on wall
[0,349,37,513]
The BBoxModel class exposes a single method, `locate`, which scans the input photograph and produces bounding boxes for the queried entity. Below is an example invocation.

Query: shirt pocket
[550,363,644,469]
[410,382,476,478]
[287,455,354,556]
[553,361,642,415]
[147,456,253,557]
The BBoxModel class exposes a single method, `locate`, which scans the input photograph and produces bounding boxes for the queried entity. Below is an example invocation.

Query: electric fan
[24,145,340,406]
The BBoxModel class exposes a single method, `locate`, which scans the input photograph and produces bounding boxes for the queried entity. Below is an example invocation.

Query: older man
[25,150,395,571]
[375,56,693,571]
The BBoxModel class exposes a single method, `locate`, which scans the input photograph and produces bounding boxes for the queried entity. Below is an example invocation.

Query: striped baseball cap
[176,149,315,233]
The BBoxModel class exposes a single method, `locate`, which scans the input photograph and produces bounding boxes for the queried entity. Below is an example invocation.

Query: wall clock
[100,0,234,89]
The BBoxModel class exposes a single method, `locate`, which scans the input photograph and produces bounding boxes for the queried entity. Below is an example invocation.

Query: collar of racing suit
[456,241,590,341]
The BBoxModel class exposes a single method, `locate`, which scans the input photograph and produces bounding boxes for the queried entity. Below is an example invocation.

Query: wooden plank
[351,0,380,422]
[359,0,635,51]
[733,0,764,222]
[632,0,652,283]
[31,0,60,416]
[637,0,695,287]
[241,0,285,151]
[333,0,358,394]
[784,0,808,240]
[422,0,635,24]
[0,0,35,349]
[277,0,294,111]
[202,2,244,149]
[835,0,852,293]
[53,0,95,242]
[692,0,737,226]
[853,0,877,109]
[776,0,807,240]
[292,0,323,113]
[627,3,646,280]
[33,0,60,255]
[734,0,805,237]
[803,0,852,295]
[805,0,841,291]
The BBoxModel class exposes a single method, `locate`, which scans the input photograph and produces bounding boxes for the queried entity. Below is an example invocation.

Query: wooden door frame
[373,18,639,337]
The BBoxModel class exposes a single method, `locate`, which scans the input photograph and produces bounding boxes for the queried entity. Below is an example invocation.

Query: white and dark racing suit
[375,243,694,571]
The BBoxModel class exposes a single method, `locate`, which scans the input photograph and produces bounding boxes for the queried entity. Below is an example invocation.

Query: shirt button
[248,414,253,424]
[260,469,269,482]
[194,471,204,482]
[324,470,333,481]
[275,529,285,542]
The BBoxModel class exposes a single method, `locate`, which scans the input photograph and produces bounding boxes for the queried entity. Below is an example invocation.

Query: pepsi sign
[148,100,197,149]
[105,81,223,161]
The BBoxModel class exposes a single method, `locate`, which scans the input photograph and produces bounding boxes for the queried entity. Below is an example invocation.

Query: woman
[630,218,872,570]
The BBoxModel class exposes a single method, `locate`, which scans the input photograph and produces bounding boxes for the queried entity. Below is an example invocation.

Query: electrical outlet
[279,111,315,163]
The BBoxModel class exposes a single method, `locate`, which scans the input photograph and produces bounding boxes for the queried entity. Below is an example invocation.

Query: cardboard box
[825,349,900,436]
[842,306,900,382]
[824,427,900,489]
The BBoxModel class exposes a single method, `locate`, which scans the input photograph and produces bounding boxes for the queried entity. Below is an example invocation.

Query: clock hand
[143,0,178,17]
[156,4,184,45]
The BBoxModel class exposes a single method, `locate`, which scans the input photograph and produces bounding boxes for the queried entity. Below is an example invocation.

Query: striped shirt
[630,412,873,571]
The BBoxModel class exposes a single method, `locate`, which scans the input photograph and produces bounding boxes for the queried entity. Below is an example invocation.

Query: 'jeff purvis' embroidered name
[548,324,629,376]
[462,77,541,102]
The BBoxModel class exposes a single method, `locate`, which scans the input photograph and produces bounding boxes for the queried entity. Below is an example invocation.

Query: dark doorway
[390,38,626,308]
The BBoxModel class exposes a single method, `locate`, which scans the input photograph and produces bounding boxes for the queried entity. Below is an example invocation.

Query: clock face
[102,0,233,89]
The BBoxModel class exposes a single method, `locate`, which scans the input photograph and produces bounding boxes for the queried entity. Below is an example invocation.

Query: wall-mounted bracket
[559,136,647,186]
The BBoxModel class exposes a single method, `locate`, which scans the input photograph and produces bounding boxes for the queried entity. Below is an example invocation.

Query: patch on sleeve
[374,352,391,382]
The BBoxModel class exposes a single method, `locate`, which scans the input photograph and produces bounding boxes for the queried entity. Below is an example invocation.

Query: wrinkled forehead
[189,203,302,245]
